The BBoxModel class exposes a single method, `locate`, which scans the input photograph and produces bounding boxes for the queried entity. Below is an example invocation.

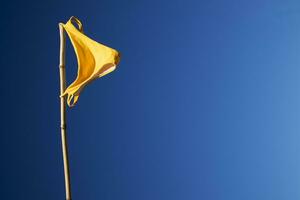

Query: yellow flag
[60,16,120,107]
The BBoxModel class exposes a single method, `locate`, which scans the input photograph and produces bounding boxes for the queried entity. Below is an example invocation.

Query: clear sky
[1,0,300,199]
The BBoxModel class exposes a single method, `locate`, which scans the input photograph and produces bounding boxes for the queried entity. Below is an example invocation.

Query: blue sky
[1,0,300,199]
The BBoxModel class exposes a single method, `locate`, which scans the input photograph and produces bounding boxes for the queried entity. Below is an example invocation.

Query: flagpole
[59,23,72,200]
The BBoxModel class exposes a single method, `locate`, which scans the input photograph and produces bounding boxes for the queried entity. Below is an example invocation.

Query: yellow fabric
[61,16,120,107]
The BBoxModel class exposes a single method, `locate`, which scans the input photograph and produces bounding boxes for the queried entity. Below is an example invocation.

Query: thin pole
[59,23,72,200]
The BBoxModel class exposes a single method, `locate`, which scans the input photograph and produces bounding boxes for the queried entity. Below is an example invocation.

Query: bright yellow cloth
[61,16,120,107]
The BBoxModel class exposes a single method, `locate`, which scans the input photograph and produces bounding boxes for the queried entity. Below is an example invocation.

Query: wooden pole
[59,23,72,200]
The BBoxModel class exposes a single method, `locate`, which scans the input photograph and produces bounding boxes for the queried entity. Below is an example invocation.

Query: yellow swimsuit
[60,16,120,107]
